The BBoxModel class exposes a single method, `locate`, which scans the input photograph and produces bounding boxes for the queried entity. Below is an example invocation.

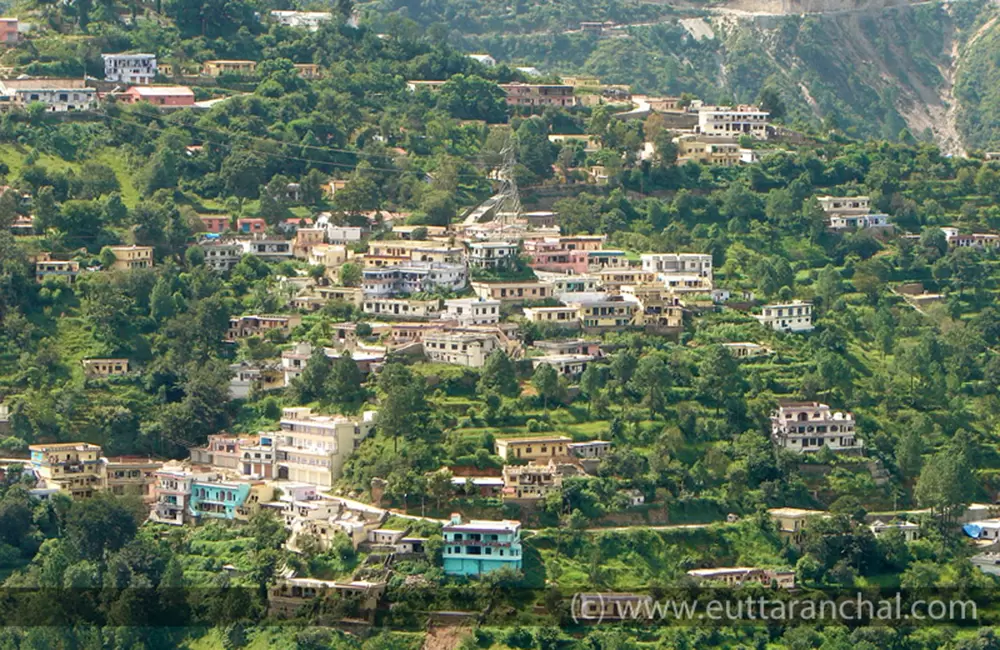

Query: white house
[269,10,333,30]
[102,53,157,84]
[468,53,496,67]
[0,79,97,112]
[443,298,501,325]
[423,331,500,368]
[697,105,769,139]
[770,401,861,453]
[869,520,920,542]
[754,301,813,333]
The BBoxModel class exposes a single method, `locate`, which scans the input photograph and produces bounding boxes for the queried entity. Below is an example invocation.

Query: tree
[629,351,672,417]
[532,363,561,410]
[64,495,140,561]
[758,80,786,120]
[378,363,429,450]
[915,448,974,521]
[339,263,362,287]
[815,265,843,308]
[479,349,519,398]
[895,429,923,481]
[289,346,333,404]
[426,468,453,511]
[696,346,746,412]
[327,352,367,412]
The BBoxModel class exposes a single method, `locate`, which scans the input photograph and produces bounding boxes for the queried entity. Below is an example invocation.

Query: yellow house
[471,280,554,304]
[107,245,153,271]
[30,443,104,499]
[82,358,130,377]
[235,482,275,520]
[768,507,828,543]
[202,60,257,77]
[293,63,321,79]
[495,435,573,461]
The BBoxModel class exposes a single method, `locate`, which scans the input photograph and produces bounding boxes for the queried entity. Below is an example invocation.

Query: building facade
[442,514,522,576]
[276,408,377,487]
[770,401,861,453]
[0,79,96,112]
[107,245,153,271]
[755,301,813,333]
[423,331,501,367]
[102,53,157,84]
[29,443,104,499]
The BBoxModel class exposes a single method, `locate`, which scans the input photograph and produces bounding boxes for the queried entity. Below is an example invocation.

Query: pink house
[524,239,591,273]
[121,85,195,106]
[237,218,267,234]
[200,216,230,233]
[0,18,18,45]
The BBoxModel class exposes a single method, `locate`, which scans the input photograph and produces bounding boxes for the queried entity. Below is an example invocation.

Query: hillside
[401,0,1000,151]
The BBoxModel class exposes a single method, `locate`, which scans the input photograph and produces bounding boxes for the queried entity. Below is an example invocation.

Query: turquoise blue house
[442,514,522,576]
[188,478,251,520]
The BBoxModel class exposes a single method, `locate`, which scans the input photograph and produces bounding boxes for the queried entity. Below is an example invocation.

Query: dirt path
[422,625,471,650]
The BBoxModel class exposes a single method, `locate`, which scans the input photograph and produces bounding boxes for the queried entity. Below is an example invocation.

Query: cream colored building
[687,567,795,589]
[106,245,153,271]
[362,297,441,320]
[29,443,104,499]
[276,408,377,487]
[471,281,554,304]
[442,298,501,325]
[620,285,683,328]
[82,358,129,377]
[202,60,257,76]
[522,306,580,327]
[697,105,769,139]
[101,456,161,501]
[423,331,501,367]
[495,435,572,461]
[755,301,813,333]
[502,462,563,501]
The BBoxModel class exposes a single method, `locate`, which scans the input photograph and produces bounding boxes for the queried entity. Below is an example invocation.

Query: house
[467,241,520,270]
[121,85,194,106]
[673,134,746,167]
[239,237,293,261]
[522,306,580,327]
[293,63,321,79]
[228,360,283,398]
[569,296,639,331]
[548,134,602,153]
[533,339,602,357]
[199,215,230,233]
[468,54,496,67]
[828,213,892,231]
[696,105,769,139]
[9,214,33,235]
[755,301,813,333]
[150,467,197,525]
[495,435,572,461]
[362,263,467,296]
[363,297,442,320]
[236,218,267,234]
[443,298,501,325]
[568,440,612,459]
[721,342,771,359]
[0,19,18,45]
[35,258,79,283]
[687,567,795,589]
[500,83,577,108]
[198,240,243,272]
[189,475,252,521]
[106,245,153,271]
[292,227,325,258]
[226,315,301,341]
[442,514,522,576]
[236,434,277,480]
[502,462,563,501]
[530,354,595,377]
[324,179,350,198]
[0,79,97,112]
[818,195,892,232]
[471,280,553,304]
[870,520,920,542]
[269,10,333,30]
[30,443,104,499]
[276,408,377,487]
[452,476,504,497]
[102,53,157,84]
[202,60,257,77]
[966,519,1000,541]
[323,225,363,245]
[268,578,386,620]
[768,507,828,543]
[595,268,657,293]
[101,456,161,501]
[770,401,860,453]
[623,489,644,506]
[535,272,603,298]
[972,551,1000,576]
[82,358,129,377]
[620,285,683,329]
[307,244,348,271]
[640,253,713,279]
[189,433,241,469]
[316,286,364,307]
[940,227,1000,250]
[423,331,501,368]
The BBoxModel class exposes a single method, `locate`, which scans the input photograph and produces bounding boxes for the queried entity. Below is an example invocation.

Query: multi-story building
[293,227,325,258]
[326,225,364,245]
[362,262,467,296]
[199,216,230,233]
[640,253,713,278]
[818,195,892,232]
[81,358,129,377]
[237,433,276,479]
[532,338,602,357]
[595,268,657,293]
[467,241,520,270]
[236,218,266,234]
[767,507,828,543]
[308,243,348,269]
[0,79,97,112]
[198,240,243,272]
[202,60,257,77]
[101,456,161,501]
[673,134,748,167]
[697,105,769,139]
[121,85,195,106]
[442,514,522,576]
[239,237,293,261]
[29,443,104,499]
[269,10,333,30]
[500,83,577,108]
[817,196,871,213]
[442,298,501,325]
[102,53,157,84]
[494,435,572,462]
[189,433,241,470]
[754,301,813,333]
[0,18,18,45]
[150,468,196,525]
[106,245,154,271]
[471,280,553,304]
[534,272,602,298]
[522,306,580,327]
[423,331,501,368]
[770,401,861,453]
[569,296,639,331]
[189,476,252,521]
[620,285,683,329]
[276,408,377,487]
[316,286,364,307]
[687,567,795,589]
[35,258,79,283]
[226,314,301,341]
[362,297,442,320]
[502,462,563,500]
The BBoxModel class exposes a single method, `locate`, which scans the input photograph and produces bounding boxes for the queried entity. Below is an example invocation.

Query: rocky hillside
[417,0,1000,152]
